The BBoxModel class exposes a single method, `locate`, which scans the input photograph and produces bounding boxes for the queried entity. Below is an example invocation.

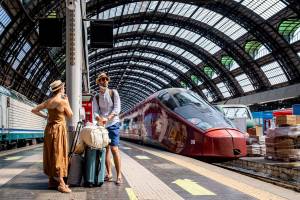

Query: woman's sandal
[104,175,113,182]
[115,177,122,186]
[58,184,72,193]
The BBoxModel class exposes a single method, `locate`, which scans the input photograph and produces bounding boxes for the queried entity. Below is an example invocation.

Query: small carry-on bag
[67,121,84,187]
[83,146,106,187]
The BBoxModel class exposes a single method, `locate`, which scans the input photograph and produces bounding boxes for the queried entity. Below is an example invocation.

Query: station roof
[0,0,300,112]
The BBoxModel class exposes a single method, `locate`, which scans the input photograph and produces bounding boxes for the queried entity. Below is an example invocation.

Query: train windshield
[171,91,234,130]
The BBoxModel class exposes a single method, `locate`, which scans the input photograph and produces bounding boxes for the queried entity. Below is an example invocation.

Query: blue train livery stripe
[3,133,44,140]
[0,128,44,132]
[0,129,44,141]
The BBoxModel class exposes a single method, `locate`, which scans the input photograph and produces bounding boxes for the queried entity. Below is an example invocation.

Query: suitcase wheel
[97,182,104,187]
[84,182,94,188]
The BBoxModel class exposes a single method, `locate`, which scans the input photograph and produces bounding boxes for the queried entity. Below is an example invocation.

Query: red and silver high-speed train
[120,88,247,158]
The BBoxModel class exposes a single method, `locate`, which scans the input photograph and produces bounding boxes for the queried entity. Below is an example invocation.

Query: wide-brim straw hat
[50,80,64,92]
[96,72,110,85]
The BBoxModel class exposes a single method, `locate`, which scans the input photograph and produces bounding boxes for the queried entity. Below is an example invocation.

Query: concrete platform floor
[0,141,299,200]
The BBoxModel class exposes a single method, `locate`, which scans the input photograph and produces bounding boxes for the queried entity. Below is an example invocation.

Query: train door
[0,95,8,129]
[144,113,152,138]
[0,95,3,139]
[0,95,2,129]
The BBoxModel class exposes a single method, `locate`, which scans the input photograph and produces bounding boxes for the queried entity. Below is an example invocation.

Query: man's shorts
[107,122,121,146]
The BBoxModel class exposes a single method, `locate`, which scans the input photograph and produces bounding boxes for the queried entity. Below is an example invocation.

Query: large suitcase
[67,121,84,186]
[84,146,106,187]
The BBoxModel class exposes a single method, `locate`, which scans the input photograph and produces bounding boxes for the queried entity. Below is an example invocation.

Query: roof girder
[89,63,180,88]
[108,12,269,92]
[89,55,207,98]
[87,0,300,82]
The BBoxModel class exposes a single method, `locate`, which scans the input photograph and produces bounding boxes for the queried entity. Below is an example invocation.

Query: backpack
[95,89,114,111]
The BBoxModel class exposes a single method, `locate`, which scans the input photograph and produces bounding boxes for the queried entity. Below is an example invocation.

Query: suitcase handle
[69,121,83,158]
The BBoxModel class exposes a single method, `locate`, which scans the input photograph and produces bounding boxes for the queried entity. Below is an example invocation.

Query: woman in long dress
[32,80,73,193]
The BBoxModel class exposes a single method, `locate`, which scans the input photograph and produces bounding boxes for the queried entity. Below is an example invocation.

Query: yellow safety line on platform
[172,179,215,196]
[123,142,287,200]
[4,156,23,161]
[135,155,151,160]
[126,188,138,200]
[121,151,183,200]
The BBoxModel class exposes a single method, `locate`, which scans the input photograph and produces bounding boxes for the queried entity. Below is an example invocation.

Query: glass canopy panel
[195,37,221,54]
[239,0,287,20]
[191,75,202,86]
[158,1,173,12]
[202,89,213,102]
[114,24,221,55]
[191,7,222,26]
[291,26,300,44]
[169,2,197,17]
[123,80,157,89]
[221,55,240,71]
[147,1,159,12]
[133,70,169,84]
[260,61,288,85]
[123,81,156,93]
[32,62,44,80]
[125,75,162,89]
[216,82,231,98]
[254,45,270,60]
[213,17,247,40]
[26,57,41,79]
[12,42,31,70]
[0,6,11,36]
[97,2,249,41]
[106,39,202,65]
[245,41,270,59]
[203,66,215,79]
[38,70,50,89]
[94,52,184,77]
[235,73,254,93]
[131,63,179,79]
[278,19,300,43]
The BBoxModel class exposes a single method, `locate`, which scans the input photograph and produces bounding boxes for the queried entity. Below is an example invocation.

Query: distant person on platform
[32,80,73,193]
[92,72,122,185]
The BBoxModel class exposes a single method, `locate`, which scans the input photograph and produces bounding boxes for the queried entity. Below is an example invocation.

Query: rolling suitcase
[84,146,106,187]
[67,121,84,186]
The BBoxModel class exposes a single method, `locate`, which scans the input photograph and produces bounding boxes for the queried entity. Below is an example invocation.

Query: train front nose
[203,129,247,158]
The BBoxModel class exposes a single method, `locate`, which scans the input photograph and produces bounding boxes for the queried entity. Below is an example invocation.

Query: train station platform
[0,142,299,200]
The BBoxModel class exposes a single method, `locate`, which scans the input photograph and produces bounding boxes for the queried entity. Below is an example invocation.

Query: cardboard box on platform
[276,115,297,126]
[255,125,263,136]
[297,116,300,124]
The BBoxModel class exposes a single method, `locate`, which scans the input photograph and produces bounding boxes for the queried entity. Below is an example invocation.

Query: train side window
[159,93,177,110]
[123,119,130,130]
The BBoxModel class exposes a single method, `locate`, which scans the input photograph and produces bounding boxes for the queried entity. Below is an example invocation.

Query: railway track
[213,162,300,192]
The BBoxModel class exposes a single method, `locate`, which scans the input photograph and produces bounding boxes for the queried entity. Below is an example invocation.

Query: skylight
[261,61,288,85]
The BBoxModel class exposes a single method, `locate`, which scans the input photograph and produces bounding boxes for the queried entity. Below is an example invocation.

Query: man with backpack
[92,72,122,185]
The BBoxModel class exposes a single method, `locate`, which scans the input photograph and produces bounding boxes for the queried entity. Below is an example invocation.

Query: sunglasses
[100,77,109,82]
